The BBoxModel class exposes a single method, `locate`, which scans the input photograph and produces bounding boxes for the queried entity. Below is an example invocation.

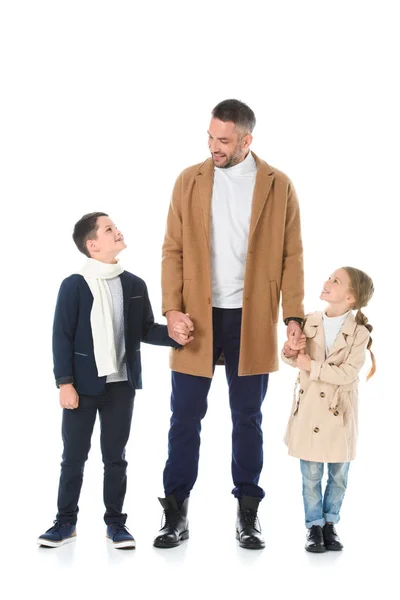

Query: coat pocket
[270,280,279,323]
[292,373,301,415]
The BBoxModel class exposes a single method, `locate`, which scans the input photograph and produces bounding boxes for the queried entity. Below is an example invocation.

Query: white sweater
[210,151,257,308]
[322,310,351,356]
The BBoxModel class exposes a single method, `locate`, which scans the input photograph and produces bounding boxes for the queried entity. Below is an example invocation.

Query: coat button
[333,410,339,416]
[320,392,325,398]
[208,297,211,304]
[313,427,320,433]
[300,389,304,394]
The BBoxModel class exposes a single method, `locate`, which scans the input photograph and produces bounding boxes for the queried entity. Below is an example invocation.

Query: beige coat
[283,311,370,463]
[162,152,304,378]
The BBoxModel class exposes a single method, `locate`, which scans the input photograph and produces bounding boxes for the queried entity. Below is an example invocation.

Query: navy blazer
[53,271,180,395]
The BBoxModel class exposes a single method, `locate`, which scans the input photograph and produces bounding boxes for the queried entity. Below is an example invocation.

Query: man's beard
[212,144,244,169]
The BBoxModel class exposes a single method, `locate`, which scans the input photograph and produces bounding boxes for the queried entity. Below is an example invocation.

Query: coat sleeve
[309,327,370,385]
[281,180,305,322]
[53,277,79,387]
[141,282,181,348]
[281,348,298,368]
[161,173,184,316]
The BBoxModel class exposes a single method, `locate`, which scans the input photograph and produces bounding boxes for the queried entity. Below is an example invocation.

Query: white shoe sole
[37,533,77,548]
[106,537,136,549]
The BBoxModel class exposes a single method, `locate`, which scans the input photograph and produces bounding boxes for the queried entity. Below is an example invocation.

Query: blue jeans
[163,308,269,502]
[300,460,350,528]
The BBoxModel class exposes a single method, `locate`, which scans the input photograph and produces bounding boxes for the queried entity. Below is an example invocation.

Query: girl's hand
[283,341,299,358]
[296,353,312,371]
[288,333,307,352]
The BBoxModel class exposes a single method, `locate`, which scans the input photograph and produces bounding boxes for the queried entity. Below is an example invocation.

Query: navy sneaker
[106,522,136,548]
[37,521,76,547]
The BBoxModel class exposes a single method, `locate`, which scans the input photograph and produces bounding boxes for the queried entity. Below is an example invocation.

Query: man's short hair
[73,212,108,257]
[212,99,256,134]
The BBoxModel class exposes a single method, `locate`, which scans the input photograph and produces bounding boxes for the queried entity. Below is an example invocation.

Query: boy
[37,212,192,548]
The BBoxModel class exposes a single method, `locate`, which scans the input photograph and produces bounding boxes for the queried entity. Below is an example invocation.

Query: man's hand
[296,353,311,371]
[287,320,302,341]
[286,320,305,354]
[166,310,194,346]
[59,383,79,409]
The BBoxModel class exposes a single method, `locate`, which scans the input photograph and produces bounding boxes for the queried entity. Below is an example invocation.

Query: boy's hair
[211,99,256,134]
[73,212,108,257]
[343,266,376,379]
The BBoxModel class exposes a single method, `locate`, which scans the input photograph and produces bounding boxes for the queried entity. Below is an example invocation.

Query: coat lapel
[119,271,132,338]
[304,312,325,361]
[249,153,275,242]
[195,158,214,250]
[326,311,358,359]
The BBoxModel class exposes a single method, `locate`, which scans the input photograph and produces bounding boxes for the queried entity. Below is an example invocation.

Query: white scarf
[79,258,124,377]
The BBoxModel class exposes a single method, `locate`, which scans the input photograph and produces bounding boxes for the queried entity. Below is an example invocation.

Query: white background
[1,1,398,599]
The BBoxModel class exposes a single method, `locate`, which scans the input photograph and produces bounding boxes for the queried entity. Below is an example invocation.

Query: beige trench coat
[162,152,304,378]
[283,311,370,463]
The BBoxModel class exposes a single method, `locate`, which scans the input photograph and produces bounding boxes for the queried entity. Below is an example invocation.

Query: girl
[282,267,375,553]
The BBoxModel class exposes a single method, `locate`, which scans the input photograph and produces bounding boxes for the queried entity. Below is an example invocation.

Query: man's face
[208,118,252,168]
[86,216,126,257]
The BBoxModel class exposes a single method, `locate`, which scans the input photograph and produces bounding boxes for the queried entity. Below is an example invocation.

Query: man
[154,99,304,549]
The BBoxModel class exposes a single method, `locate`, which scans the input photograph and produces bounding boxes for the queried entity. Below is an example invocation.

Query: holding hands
[167,310,195,346]
[283,322,311,371]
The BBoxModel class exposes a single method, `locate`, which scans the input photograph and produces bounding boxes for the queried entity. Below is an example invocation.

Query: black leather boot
[323,523,343,550]
[236,496,265,549]
[153,495,189,548]
[305,525,326,553]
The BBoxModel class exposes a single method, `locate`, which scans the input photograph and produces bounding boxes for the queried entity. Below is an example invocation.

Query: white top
[106,276,128,382]
[322,310,351,356]
[210,151,257,308]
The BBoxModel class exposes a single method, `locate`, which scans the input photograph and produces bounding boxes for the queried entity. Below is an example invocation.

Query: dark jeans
[56,381,134,525]
[163,308,269,503]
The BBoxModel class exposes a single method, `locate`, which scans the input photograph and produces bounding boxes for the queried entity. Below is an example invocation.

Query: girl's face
[320,268,355,308]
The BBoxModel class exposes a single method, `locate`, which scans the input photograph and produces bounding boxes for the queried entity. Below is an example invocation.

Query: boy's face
[86,216,126,258]
[320,268,355,307]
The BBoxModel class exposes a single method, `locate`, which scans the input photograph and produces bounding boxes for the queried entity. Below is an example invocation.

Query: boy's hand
[173,320,194,345]
[59,383,79,410]
[166,310,194,345]
[296,353,312,371]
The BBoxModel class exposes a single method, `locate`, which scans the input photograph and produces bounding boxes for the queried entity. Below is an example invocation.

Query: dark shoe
[323,522,343,551]
[37,521,77,547]
[106,522,136,549]
[305,525,326,553]
[236,496,265,550]
[153,495,189,548]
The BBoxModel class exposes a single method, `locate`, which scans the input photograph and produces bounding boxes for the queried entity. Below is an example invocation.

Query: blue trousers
[163,308,269,502]
[57,382,134,525]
